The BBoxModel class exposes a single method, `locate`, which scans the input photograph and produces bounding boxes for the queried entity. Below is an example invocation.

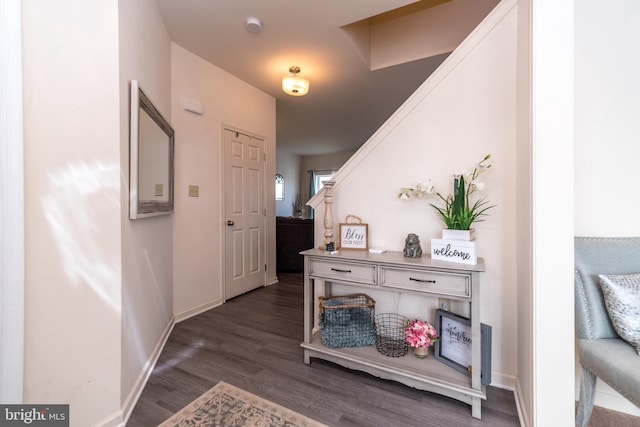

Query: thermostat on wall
[182,97,203,115]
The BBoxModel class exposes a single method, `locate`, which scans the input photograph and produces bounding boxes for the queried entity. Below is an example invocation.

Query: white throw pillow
[599,273,640,355]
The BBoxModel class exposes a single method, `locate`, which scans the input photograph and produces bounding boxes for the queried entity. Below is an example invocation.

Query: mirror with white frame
[129,80,174,219]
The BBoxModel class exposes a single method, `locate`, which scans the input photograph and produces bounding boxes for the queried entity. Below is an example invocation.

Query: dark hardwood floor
[126,273,521,426]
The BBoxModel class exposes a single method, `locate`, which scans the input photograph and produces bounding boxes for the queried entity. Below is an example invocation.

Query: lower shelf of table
[301,332,486,415]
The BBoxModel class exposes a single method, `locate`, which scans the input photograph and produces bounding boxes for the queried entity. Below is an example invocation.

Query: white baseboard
[488,371,526,427]
[514,376,530,427]
[174,298,224,323]
[93,410,125,427]
[490,370,517,391]
[118,317,175,427]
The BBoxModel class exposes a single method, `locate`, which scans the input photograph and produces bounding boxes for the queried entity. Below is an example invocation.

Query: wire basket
[375,313,410,357]
[319,294,376,348]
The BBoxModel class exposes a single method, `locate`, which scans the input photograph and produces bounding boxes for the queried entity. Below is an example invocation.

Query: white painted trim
[531,0,575,425]
[0,0,25,404]
[95,408,124,427]
[491,371,517,391]
[308,0,518,208]
[118,317,175,427]
[515,376,530,427]
[174,298,224,323]
[482,371,525,426]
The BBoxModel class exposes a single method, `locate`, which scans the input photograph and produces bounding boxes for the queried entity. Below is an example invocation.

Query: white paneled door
[223,128,265,299]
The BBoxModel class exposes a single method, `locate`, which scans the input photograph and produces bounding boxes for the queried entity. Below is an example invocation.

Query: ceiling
[155,0,494,155]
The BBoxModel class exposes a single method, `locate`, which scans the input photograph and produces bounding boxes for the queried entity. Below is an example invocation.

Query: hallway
[127,273,520,426]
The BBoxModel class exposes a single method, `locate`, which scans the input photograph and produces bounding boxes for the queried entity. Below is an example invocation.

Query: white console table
[300,248,486,419]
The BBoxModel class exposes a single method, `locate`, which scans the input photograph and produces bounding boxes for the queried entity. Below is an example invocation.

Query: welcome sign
[431,238,477,265]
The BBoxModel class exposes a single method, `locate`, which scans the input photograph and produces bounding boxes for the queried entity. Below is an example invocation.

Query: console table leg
[471,396,482,419]
[304,349,310,365]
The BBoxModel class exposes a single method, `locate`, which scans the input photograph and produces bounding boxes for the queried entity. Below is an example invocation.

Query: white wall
[22,1,122,425]
[573,0,640,416]
[118,0,174,421]
[311,1,518,388]
[171,44,277,318]
[276,149,300,217]
[21,5,275,423]
[22,1,174,424]
[0,0,25,403]
[574,0,640,236]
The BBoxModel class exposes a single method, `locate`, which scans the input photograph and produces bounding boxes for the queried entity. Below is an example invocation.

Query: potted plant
[405,319,439,358]
[398,154,495,241]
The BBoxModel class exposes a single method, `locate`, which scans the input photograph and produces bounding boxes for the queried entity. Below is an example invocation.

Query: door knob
[227,220,234,226]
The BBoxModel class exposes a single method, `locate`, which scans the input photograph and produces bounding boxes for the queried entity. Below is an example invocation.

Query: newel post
[321,180,335,249]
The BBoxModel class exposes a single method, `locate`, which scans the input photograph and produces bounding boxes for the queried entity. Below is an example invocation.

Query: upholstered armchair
[574,237,640,426]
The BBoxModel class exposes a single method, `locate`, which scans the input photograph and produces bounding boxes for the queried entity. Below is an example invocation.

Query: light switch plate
[188,185,199,197]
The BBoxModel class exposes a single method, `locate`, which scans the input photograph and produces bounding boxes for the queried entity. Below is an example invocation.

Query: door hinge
[263,208,267,216]
[263,153,266,161]
[264,263,267,271]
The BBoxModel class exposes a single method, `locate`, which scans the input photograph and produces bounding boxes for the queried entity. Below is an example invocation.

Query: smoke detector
[245,17,262,33]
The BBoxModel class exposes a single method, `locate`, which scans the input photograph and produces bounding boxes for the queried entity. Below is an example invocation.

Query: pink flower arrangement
[405,319,439,348]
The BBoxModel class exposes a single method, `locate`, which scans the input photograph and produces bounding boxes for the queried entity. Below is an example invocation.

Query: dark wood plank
[127,273,521,426]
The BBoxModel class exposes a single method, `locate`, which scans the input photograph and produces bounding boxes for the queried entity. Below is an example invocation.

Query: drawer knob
[410,277,436,284]
[331,267,352,273]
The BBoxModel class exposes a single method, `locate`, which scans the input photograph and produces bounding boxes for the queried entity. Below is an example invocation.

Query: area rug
[159,381,328,427]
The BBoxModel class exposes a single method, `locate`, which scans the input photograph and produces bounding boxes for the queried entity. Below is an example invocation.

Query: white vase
[441,228,475,241]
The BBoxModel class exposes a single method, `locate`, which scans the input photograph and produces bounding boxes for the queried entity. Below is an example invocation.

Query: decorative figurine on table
[325,242,335,252]
[403,233,422,258]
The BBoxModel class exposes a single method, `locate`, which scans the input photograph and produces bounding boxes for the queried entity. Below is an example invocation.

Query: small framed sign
[434,309,492,385]
[339,214,368,250]
[434,309,472,374]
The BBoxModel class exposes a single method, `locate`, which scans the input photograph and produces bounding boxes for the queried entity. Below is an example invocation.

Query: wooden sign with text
[431,238,477,265]
[339,215,368,250]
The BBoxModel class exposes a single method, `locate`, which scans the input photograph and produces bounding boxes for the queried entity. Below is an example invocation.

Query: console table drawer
[380,266,470,297]
[309,258,377,285]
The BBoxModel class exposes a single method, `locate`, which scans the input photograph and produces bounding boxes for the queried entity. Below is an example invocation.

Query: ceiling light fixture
[282,66,309,96]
